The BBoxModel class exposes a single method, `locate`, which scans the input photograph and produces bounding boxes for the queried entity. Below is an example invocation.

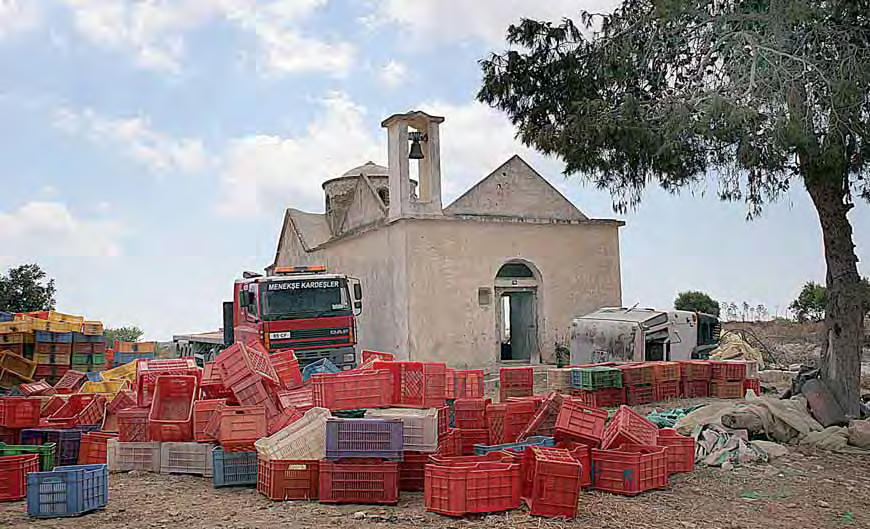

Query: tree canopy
[479,0,869,414]
[104,326,145,344]
[790,278,870,322]
[0,264,57,313]
[674,291,721,317]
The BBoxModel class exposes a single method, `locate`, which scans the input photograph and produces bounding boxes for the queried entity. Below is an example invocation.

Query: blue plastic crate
[212,448,257,488]
[112,351,155,366]
[301,358,340,381]
[27,464,108,518]
[21,426,101,466]
[472,435,555,456]
[85,372,103,382]
[34,331,56,343]
[0,311,13,322]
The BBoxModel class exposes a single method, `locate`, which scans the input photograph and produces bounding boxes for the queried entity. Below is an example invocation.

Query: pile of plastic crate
[0,310,106,388]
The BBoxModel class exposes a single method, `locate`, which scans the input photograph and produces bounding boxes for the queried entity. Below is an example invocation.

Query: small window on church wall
[478,287,492,306]
[496,263,534,279]
[378,188,390,206]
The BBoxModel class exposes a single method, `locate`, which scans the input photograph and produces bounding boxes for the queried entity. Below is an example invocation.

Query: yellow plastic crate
[0,320,33,333]
[81,380,130,394]
[43,321,74,332]
[82,321,104,335]
[47,311,85,325]
[101,361,138,383]
[0,332,34,344]
[29,319,52,332]
[0,350,37,379]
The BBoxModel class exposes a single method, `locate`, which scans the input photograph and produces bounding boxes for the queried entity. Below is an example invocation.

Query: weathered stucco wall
[403,217,622,367]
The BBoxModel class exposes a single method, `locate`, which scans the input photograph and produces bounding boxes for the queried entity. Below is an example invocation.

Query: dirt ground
[1,446,867,529]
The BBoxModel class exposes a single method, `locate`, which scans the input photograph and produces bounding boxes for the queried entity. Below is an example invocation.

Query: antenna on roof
[624,302,639,313]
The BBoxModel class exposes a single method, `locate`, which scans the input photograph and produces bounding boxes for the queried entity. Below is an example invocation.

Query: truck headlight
[344,353,355,362]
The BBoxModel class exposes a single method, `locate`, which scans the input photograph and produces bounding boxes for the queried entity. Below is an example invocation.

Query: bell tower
[381,111,445,219]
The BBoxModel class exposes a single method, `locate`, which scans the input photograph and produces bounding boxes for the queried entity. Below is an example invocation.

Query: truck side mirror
[353,283,362,301]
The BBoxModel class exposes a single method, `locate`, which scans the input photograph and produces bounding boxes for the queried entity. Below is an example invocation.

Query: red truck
[222,266,362,370]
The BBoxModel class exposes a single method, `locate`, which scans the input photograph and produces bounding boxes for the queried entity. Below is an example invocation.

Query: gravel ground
[1,447,867,529]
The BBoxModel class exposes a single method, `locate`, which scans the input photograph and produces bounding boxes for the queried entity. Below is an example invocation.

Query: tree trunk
[804,174,863,417]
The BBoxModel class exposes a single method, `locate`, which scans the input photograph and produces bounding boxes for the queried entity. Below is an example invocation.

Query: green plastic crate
[92,353,106,365]
[0,442,57,470]
[71,354,90,365]
[71,363,91,373]
[570,367,623,390]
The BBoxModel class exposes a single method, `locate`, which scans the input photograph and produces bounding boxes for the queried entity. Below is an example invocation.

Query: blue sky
[0,0,867,340]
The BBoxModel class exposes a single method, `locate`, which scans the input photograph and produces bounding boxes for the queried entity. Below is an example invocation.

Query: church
[269,110,624,367]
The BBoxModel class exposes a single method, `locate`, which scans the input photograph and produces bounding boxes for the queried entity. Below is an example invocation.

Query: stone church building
[269,110,623,367]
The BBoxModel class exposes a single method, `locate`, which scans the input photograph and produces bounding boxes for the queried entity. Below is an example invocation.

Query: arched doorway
[495,261,540,363]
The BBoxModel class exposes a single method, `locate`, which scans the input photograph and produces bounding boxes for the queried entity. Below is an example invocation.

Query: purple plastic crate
[325,418,404,461]
[20,426,101,466]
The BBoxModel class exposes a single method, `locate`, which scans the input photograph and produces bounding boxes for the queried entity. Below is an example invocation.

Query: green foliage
[478,2,870,212]
[791,278,870,321]
[105,326,145,344]
[674,291,721,317]
[0,264,57,313]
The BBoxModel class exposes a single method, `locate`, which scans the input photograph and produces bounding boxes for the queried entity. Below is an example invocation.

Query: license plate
[269,332,292,340]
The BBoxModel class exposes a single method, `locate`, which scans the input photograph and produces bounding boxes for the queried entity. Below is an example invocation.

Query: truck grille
[277,328,349,340]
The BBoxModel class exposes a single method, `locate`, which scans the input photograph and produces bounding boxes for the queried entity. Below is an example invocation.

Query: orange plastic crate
[201,362,235,402]
[553,400,608,446]
[361,350,395,363]
[516,392,563,441]
[46,393,105,427]
[710,380,744,399]
[710,361,746,381]
[78,431,118,464]
[454,398,489,429]
[312,370,392,411]
[207,404,267,451]
[53,370,87,394]
[257,458,319,500]
[617,363,655,386]
[277,384,314,412]
[118,407,150,442]
[0,397,41,428]
[486,403,507,445]
[459,428,489,455]
[657,428,695,473]
[267,406,304,435]
[319,459,399,505]
[399,451,429,492]
[270,349,303,390]
[591,444,668,495]
[653,381,680,402]
[424,460,522,516]
[601,405,658,450]
[499,367,534,401]
[678,360,711,381]
[137,358,200,407]
[19,380,56,397]
[447,369,485,399]
[148,375,197,442]
[521,447,582,518]
[193,398,227,442]
[215,341,279,388]
[373,361,447,408]
[39,395,66,418]
[571,387,625,408]
[652,362,680,383]
[625,384,654,405]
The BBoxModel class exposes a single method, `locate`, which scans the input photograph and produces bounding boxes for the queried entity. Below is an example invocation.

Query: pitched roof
[444,155,587,221]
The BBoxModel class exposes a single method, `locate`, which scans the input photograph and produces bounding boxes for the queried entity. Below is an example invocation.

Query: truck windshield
[259,279,350,321]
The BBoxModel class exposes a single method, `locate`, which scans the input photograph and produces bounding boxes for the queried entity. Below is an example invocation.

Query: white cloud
[55,107,210,174]
[218,92,382,215]
[57,0,354,75]
[369,0,621,46]
[0,0,39,39]
[379,60,407,89]
[0,201,124,265]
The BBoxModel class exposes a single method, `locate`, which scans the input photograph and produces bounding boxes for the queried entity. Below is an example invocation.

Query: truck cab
[225,266,362,370]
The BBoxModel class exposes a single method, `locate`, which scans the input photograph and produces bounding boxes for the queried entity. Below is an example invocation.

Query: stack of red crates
[372,361,447,408]
[617,363,655,405]
[679,361,711,398]
[453,398,490,454]
[709,361,746,399]
[446,368,484,399]
[136,358,201,407]
[499,367,533,401]
[215,340,284,426]
[652,361,681,401]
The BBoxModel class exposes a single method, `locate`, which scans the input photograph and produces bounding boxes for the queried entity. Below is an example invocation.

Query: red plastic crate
[399,451,429,491]
[193,398,227,442]
[267,405,304,435]
[554,400,608,446]
[39,395,66,418]
[591,444,668,495]
[19,380,56,397]
[625,384,654,405]
[0,453,39,501]
[361,350,395,363]
[437,406,449,437]
[744,378,761,395]
[148,375,197,442]
[373,361,446,408]
[319,459,399,505]
[499,367,534,401]
[107,390,137,414]
[459,428,489,455]
[424,460,522,516]
[201,361,235,402]
[436,428,462,457]
[208,404,267,451]
[654,381,680,402]
[136,358,201,407]
[312,370,392,411]
[678,361,711,381]
[681,380,709,398]
[277,384,314,412]
[232,375,282,419]
[0,397,41,428]
[517,393,563,441]
[617,363,655,386]
[601,405,658,450]
[47,393,106,427]
[521,447,582,518]
[257,458,319,500]
[657,428,694,473]
[78,431,118,464]
[709,361,746,381]
[270,349,303,389]
[454,398,489,430]
[571,387,625,408]
[53,369,87,394]
[33,365,68,383]
[555,441,592,487]
[216,340,279,389]
[486,403,507,445]
[118,406,150,442]
[652,362,680,383]
[710,380,744,399]
[504,399,537,444]
[447,369,485,399]
[0,425,20,444]
[506,395,544,412]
